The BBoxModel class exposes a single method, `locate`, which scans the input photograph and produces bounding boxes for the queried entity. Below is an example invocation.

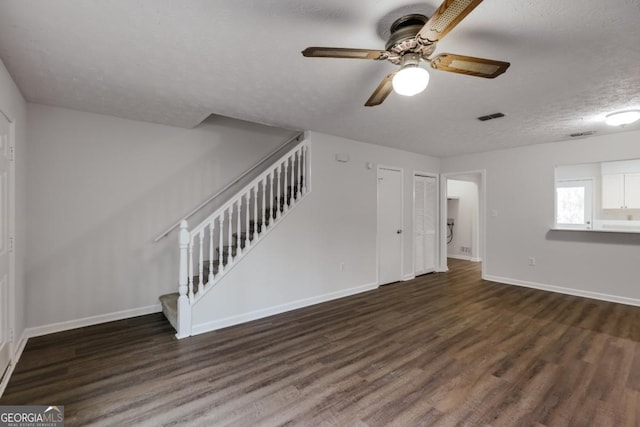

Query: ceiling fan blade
[365,73,396,107]
[430,53,510,78]
[302,47,388,60]
[417,0,484,43]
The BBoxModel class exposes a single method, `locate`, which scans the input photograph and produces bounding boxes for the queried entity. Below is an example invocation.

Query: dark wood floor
[3,259,640,426]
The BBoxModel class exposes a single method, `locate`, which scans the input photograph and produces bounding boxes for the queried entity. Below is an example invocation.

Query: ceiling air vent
[477,112,505,122]
[569,131,596,138]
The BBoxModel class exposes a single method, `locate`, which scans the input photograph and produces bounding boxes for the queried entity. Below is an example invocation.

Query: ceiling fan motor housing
[385,14,435,64]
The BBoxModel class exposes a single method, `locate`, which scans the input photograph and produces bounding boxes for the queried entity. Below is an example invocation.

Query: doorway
[377,166,403,285]
[440,171,485,277]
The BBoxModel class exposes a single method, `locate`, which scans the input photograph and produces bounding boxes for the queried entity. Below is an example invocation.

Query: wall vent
[569,131,596,138]
[477,112,505,122]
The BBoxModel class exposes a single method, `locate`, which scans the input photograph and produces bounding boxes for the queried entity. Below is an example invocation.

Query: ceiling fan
[302,0,510,106]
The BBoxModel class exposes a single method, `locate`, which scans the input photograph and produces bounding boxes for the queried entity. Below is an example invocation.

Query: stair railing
[155,131,305,242]
[176,139,310,338]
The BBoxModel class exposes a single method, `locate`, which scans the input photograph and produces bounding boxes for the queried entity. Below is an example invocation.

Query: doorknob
[397,229,402,234]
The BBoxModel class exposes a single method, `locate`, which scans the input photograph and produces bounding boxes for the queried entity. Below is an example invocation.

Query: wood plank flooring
[3,259,640,426]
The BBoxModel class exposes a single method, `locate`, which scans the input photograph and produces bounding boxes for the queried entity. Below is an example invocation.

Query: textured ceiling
[1,0,639,157]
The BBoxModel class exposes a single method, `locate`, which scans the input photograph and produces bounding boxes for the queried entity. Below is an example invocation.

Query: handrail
[154,131,305,242]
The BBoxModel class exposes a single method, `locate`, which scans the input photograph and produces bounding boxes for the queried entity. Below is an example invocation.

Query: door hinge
[9,146,15,161]
[9,237,14,252]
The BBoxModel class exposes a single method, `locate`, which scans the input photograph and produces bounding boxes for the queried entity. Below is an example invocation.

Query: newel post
[176,220,192,338]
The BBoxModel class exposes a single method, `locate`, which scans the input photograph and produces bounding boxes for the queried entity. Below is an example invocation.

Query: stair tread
[159,293,179,331]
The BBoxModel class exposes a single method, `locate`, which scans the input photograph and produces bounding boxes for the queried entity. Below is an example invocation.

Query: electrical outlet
[528,257,536,266]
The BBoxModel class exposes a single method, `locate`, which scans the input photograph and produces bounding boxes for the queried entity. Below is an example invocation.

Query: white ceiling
[1,0,639,157]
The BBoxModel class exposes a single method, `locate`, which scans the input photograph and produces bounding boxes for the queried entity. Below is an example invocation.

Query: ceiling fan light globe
[605,110,640,126]
[392,66,429,96]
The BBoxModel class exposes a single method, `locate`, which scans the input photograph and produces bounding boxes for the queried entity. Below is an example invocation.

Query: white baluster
[188,237,195,301]
[283,157,289,211]
[177,220,191,338]
[197,229,204,297]
[270,171,275,222]
[295,149,301,199]
[236,199,242,256]
[302,144,308,194]
[276,167,281,219]
[253,186,258,236]
[261,178,267,232]
[228,205,234,264]
[208,222,214,284]
[245,192,250,248]
[218,215,225,274]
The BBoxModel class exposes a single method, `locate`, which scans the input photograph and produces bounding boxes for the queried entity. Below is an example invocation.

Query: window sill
[551,226,640,234]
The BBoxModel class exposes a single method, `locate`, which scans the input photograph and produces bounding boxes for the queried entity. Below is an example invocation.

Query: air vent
[477,112,505,122]
[569,131,596,138]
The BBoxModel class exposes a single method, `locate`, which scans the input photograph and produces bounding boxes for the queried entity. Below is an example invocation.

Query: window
[555,179,593,229]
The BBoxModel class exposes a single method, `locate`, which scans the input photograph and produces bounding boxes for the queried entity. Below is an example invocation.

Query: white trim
[0,108,16,387]
[192,282,379,336]
[0,329,27,397]
[447,254,482,262]
[25,304,162,338]
[403,274,416,281]
[448,254,473,261]
[484,275,640,307]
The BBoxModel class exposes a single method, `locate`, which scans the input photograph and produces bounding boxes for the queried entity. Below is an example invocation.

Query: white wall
[442,130,640,304]
[26,104,295,329]
[192,132,440,332]
[447,179,479,261]
[0,60,27,350]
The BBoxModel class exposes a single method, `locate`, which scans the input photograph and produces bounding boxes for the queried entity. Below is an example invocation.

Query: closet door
[414,175,436,275]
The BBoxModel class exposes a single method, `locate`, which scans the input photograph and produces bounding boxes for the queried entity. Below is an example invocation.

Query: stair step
[159,292,178,331]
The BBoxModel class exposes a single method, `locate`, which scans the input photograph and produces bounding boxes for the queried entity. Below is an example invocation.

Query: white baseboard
[484,275,640,307]
[0,330,29,397]
[448,254,472,261]
[192,282,379,336]
[26,304,162,338]
[403,274,416,281]
[470,257,482,263]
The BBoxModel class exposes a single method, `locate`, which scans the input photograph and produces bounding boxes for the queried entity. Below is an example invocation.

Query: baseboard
[192,282,379,336]
[26,304,162,338]
[403,274,416,281]
[0,330,29,398]
[484,275,640,307]
[470,257,482,263]
[448,254,472,261]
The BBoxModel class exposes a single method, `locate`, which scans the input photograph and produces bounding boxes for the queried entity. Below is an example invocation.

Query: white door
[0,111,12,378]
[378,167,403,285]
[414,175,436,275]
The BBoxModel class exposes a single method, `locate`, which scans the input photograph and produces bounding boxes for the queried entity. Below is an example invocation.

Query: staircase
[159,140,310,338]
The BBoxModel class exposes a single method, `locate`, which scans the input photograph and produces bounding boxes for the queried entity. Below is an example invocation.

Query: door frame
[0,107,16,388]
[413,171,439,276]
[376,165,404,285]
[439,170,486,278]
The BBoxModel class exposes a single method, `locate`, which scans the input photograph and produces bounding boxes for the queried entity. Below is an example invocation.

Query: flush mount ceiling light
[604,110,640,126]
[392,53,429,96]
